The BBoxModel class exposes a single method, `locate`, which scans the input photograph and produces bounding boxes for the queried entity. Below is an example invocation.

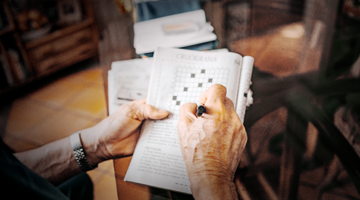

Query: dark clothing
[0,138,93,200]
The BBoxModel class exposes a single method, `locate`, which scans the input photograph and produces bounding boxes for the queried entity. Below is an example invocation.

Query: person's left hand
[81,99,169,165]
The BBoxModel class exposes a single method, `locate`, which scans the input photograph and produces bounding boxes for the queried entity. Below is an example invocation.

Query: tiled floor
[2,66,118,200]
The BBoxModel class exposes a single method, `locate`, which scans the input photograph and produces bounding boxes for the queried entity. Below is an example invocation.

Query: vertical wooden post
[279,108,308,199]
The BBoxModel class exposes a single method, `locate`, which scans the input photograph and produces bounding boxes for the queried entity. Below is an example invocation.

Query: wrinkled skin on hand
[85,99,169,162]
[177,84,247,199]
[14,99,169,185]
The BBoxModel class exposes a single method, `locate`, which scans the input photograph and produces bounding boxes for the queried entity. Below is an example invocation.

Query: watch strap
[70,132,97,172]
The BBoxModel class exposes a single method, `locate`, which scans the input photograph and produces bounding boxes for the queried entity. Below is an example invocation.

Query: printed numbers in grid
[168,66,230,119]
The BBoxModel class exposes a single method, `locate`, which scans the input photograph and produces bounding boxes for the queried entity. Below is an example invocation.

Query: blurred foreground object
[133,10,217,55]
[114,0,133,13]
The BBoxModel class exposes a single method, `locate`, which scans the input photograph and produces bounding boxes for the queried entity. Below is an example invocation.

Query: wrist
[190,175,238,200]
[79,127,108,166]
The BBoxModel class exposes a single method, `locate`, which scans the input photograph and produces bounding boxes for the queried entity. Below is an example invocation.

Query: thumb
[137,104,169,120]
[178,102,197,127]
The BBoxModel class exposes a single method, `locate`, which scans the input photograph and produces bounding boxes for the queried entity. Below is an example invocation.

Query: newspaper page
[124,47,244,193]
[236,56,254,122]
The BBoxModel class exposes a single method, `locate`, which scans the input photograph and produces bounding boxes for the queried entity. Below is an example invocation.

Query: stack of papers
[133,9,217,55]
[107,48,254,117]
[108,58,153,115]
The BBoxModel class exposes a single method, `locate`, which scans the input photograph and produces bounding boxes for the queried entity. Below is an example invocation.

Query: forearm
[12,99,168,185]
[14,128,105,185]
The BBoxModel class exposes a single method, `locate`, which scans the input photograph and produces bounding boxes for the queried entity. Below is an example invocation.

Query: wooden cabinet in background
[0,0,99,100]
[26,20,98,76]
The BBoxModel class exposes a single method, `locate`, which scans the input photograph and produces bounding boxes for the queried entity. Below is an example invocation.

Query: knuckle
[178,103,185,111]
[212,83,225,90]
[123,102,141,119]
[179,103,187,112]
[226,98,234,107]
[215,84,227,94]
[121,104,132,113]
[177,120,186,130]
[179,103,197,115]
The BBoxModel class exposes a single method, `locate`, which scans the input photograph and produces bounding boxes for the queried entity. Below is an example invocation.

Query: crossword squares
[168,65,230,119]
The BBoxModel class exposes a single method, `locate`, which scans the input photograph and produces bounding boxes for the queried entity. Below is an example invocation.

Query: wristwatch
[69,132,97,172]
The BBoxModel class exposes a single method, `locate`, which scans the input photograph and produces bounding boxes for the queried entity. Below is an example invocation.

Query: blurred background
[1,0,360,199]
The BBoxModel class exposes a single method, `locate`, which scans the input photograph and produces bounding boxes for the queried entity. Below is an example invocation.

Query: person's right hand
[177,84,247,200]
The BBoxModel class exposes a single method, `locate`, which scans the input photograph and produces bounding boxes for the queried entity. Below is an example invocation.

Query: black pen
[197,104,206,117]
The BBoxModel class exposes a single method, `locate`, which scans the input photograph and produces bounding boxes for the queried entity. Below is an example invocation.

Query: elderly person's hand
[82,99,169,165]
[15,99,169,185]
[177,84,247,200]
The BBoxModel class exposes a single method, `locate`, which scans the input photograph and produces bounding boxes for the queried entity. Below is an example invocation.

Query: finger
[199,84,227,106]
[136,99,146,104]
[178,102,197,126]
[137,104,169,120]
[199,84,227,115]
[224,97,235,110]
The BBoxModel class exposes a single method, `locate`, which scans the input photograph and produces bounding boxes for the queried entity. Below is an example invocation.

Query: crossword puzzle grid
[168,66,230,119]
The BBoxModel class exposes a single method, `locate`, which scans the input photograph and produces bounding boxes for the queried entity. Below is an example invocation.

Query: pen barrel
[197,105,206,116]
